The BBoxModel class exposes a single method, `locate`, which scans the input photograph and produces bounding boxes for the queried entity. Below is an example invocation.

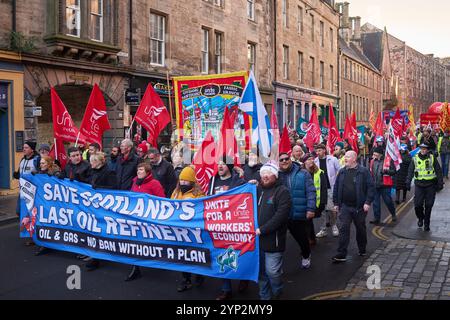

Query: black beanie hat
[25,141,37,151]
[221,156,235,174]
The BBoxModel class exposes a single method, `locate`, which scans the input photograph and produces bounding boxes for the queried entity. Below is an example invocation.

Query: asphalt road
[0,191,414,300]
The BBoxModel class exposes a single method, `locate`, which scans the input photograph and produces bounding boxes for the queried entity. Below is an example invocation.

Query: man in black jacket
[333,151,375,262]
[60,147,91,183]
[369,147,397,225]
[243,152,263,182]
[148,147,177,197]
[116,139,139,191]
[256,161,291,300]
[406,143,444,231]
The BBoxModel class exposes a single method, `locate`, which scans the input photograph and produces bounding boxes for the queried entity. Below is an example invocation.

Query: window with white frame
[215,32,223,74]
[298,6,303,35]
[248,42,256,73]
[247,0,255,20]
[320,61,324,89]
[66,0,81,37]
[320,21,324,47]
[282,0,288,28]
[298,51,303,83]
[283,45,289,79]
[150,13,166,66]
[201,28,209,73]
[90,0,103,41]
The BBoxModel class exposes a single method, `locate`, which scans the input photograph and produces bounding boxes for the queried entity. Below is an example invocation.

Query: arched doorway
[36,84,116,146]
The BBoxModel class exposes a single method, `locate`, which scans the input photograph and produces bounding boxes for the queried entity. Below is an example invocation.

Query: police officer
[406,143,444,231]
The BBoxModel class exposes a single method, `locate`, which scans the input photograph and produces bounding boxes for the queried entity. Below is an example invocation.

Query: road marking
[372,197,415,241]
[303,287,401,300]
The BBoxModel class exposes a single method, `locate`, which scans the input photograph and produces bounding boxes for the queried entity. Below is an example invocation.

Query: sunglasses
[279,158,290,163]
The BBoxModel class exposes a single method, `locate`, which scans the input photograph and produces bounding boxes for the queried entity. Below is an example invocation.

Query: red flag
[49,139,67,170]
[303,107,321,151]
[322,117,329,128]
[193,131,217,193]
[374,112,384,138]
[134,84,171,148]
[391,108,403,138]
[327,104,340,153]
[344,115,359,153]
[217,106,240,167]
[279,125,292,156]
[79,84,111,148]
[51,88,83,143]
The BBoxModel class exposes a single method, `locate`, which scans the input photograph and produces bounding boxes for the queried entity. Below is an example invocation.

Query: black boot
[125,265,141,281]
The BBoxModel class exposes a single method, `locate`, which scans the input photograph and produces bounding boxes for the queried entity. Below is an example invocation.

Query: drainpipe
[129,0,133,66]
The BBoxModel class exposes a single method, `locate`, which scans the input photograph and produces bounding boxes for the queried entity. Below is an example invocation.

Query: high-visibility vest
[413,154,436,180]
[438,137,443,153]
[313,169,324,208]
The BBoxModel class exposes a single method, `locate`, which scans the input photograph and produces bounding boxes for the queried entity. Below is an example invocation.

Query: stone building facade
[362,23,446,115]
[273,0,340,130]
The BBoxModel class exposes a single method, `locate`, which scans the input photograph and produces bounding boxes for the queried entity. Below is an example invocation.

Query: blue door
[0,82,10,189]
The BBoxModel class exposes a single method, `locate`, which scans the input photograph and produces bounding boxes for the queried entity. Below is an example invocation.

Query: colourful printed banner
[173,72,248,148]
[19,175,259,281]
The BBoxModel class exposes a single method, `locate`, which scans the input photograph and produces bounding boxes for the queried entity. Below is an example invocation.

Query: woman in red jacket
[125,162,165,281]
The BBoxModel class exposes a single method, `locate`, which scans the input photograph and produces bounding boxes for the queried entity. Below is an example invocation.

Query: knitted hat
[38,144,51,152]
[260,160,279,178]
[219,156,234,174]
[137,142,148,154]
[301,152,317,163]
[179,166,196,183]
[25,141,37,151]
[373,146,384,155]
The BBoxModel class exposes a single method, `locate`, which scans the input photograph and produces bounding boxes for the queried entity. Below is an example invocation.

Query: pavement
[0,195,18,226]
[341,182,450,300]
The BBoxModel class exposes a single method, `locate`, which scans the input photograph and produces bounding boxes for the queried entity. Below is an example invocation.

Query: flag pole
[74,132,80,147]
[127,118,135,140]
[166,71,173,120]
[54,138,58,161]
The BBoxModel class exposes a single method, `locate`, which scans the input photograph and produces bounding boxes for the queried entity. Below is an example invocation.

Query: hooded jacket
[257,179,291,252]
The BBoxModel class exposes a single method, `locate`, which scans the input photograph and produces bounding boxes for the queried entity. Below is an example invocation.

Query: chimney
[342,2,350,28]
[353,16,361,40]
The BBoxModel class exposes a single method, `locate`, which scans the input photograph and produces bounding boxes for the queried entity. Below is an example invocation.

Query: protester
[314,144,340,239]
[37,143,51,166]
[137,142,150,165]
[438,132,450,179]
[303,153,327,246]
[88,143,101,162]
[34,156,60,256]
[291,145,305,165]
[332,151,374,262]
[116,139,139,191]
[125,162,165,281]
[395,144,412,204]
[207,156,246,300]
[278,152,316,269]
[148,147,177,197]
[369,147,397,225]
[419,129,437,153]
[85,152,118,271]
[406,143,444,231]
[171,166,206,292]
[256,161,291,300]
[297,139,308,154]
[243,152,262,182]
[59,147,91,183]
[107,146,121,172]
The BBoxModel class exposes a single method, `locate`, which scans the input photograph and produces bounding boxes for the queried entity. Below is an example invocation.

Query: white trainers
[332,225,339,237]
[301,256,311,269]
[316,229,328,238]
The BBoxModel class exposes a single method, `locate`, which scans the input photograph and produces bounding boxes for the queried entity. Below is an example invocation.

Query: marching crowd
[13,124,447,300]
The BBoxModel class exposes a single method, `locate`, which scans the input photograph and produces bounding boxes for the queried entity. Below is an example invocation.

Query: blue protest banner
[19,175,259,282]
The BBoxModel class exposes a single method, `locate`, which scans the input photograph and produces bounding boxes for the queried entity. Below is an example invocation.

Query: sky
[348,0,450,58]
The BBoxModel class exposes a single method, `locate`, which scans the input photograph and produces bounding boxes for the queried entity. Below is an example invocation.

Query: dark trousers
[414,185,437,227]
[373,187,396,221]
[396,189,408,202]
[337,205,367,257]
[288,220,311,259]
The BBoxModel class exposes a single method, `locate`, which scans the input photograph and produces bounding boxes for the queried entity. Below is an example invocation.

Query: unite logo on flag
[89,109,108,134]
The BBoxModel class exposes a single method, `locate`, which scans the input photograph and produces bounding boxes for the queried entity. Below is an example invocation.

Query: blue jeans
[441,154,449,177]
[372,187,396,221]
[258,251,283,300]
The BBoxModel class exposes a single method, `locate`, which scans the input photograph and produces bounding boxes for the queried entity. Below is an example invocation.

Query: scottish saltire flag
[239,72,272,158]
[410,147,420,157]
